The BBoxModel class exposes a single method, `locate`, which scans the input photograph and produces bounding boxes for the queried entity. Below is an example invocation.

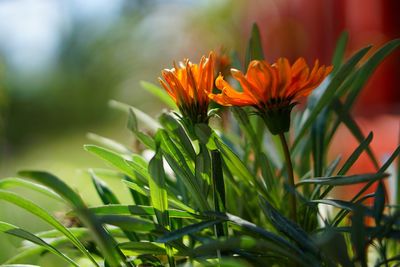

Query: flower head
[209,58,333,134]
[159,52,215,124]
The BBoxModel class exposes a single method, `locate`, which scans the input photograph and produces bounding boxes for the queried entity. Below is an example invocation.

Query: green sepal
[260,103,296,135]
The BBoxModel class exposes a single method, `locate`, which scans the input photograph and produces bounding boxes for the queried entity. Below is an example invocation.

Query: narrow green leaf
[127,108,156,150]
[88,204,197,218]
[293,45,371,149]
[214,137,268,196]
[87,132,132,154]
[159,112,196,161]
[157,220,222,243]
[0,221,79,266]
[90,170,120,205]
[351,206,367,266]
[315,229,353,267]
[158,129,210,211]
[122,180,195,213]
[298,173,388,186]
[373,181,386,226]
[331,100,379,169]
[1,265,41,267]
[109,100,161,131]
[85,144,147,184]
[331,31,349,74]
[259,197,318,255]
[245,23,264,67]
[18,171,128,267]
[344,39,400,110]
[333,145,400,225]
[324,156,342,176]
[6,228,125,264]
[119,241,166,256]
[148,138,169,228]
[0,178,63,202]
[311,108,328,177]
[98,215,161,233]
[0,189,98,266]
[193,236,311,267]
[313,132,374,200]
[140,81,178,110]
[207,212,304,257]
[339,132,374,175]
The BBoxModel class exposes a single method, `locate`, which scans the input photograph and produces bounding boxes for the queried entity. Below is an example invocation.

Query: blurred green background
[0,0,245,263]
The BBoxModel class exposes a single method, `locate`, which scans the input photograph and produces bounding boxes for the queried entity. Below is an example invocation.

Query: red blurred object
[244,0,400,115]
[242,0,400,205]
[330,115,399,203]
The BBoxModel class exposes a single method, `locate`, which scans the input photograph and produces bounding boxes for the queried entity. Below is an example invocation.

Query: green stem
[279,133,297,223]
[166,245,175,267]
[211,150,226,237]
[211,149,225,263]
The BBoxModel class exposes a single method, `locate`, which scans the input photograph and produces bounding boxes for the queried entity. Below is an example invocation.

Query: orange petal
[274,57,292,98]
[246,60,275,102]
[231,68,260,102]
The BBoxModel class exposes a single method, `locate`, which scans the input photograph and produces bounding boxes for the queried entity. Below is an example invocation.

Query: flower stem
[279,133,297,223]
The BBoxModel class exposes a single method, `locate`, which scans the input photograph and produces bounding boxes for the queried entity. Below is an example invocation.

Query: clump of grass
[1,24,400,267]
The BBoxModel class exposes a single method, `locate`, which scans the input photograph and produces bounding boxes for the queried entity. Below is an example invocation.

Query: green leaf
[207,212,304,257]
[157,129,210,211]
[333,145,400,225]
[214,137,268,197]
[259,197,318,255]
[373,181,386,226]
[18,171,128,267]
[85,144,147,184]
[157,220,222,243]
[109,100,161,132]
[88,204,198,218]
[6,228,125,264]
[314,229,353,267]
[344,39,400,110]
[0,221,79,266]
[298,173,388,186]
[140,81,177,110]
[0,189,98,266]
[192,236,311,267]
[148,139,169,228]
[87,132,132,154]
[293,45,371,149]
[194,123,217,150]
[90,170,120,205]
[98,215,161,233]
[0,178,63,202]
[127,108,156,150]
[159,112,196,161]
[231,107,260,150]
[331,31,349,74]
[245,23,265,67]
[331,100,379,169]
[313,132,374,200]
[324,156,342,176]
[351,206,367,266]
[331,149,400,228]
[119,241,166,256]
[1,265,41,267]
[122,180,195,213]
[311,108,328,177]
[339,132,374,175]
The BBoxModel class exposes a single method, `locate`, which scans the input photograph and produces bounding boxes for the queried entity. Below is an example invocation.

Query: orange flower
[159,52,215,124]
[210,58,333,134]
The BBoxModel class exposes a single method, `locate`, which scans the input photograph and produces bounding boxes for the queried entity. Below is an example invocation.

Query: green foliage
[0,27,399,267]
